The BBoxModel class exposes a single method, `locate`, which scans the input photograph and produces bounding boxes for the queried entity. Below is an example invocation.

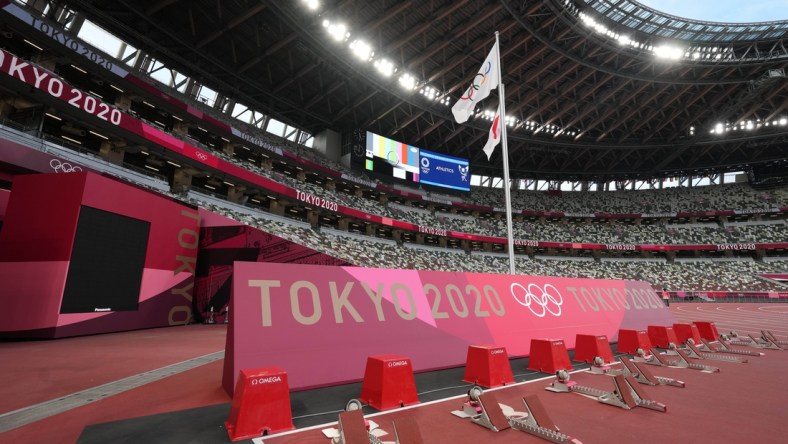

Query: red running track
[671,303,788,341]
[0,303,786,443]
[263,303,788,444]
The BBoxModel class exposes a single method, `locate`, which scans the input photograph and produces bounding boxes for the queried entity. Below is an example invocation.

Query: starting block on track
[728,332,782,350]
[762,330,787,348]
[637,348,678,367]
[391,417,424,444]
[618,356,685,388]
[546,370,667,412]
[452,386,582,443]
[680,340,749,363]
[510,395,583,444]
[326,400,423,444]
[470,391,511,433]
[331,410,374,444]
[700,337,768,355]
[585,356,614,375]
[660,347,720,373]
[638,348,719,373]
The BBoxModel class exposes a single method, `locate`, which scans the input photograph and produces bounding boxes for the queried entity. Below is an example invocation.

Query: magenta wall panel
[0,173,84,262]
[0,172,199,338]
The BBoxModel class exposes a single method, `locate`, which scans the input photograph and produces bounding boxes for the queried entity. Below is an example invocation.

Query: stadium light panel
[780,118,787,126]
[373,58,394,76]
[617,35,631,45]
[324,21,348,41]
[654,45,683,60]
[302,0,319,10]
[349,39,373,61]
[398,73,416,90]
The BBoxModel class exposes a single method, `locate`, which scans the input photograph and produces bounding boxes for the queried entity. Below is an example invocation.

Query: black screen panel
[60,206,150,313]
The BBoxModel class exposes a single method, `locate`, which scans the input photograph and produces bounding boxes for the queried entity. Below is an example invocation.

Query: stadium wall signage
[222,262,674,394]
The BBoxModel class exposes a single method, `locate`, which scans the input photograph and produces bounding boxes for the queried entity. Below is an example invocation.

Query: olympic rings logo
[509,282,563,317]
[49,159,82,173]
[196,152,208,161]
[460,61,493,102]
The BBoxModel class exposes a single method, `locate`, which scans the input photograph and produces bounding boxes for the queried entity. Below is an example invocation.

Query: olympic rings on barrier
[49,159,83,173]
[509,282,563,317]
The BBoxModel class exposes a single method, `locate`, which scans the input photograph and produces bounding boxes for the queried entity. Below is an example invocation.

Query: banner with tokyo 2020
[222,262,674,394]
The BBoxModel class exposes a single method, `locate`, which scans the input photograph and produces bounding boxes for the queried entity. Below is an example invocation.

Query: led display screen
[418,148,471,191]
[363,131,470,191]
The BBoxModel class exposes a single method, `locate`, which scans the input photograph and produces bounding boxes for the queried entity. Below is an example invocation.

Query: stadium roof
[63,0,788,181]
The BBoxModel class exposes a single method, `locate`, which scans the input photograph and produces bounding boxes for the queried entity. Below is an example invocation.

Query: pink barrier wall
[223,262,675,394]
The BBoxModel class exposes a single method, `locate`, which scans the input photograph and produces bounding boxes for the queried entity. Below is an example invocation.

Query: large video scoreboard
[358,131,470,192]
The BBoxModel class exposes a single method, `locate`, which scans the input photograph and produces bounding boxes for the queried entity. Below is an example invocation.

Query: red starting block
[673,323,703,345]
[694,321,720,341]
[617,329,653,355]
[359,355,419,411]
[463,345,515,388]
[647,325,679,348]
[574,334,615,364]
[527,338,572,374]
[225,367,294,441]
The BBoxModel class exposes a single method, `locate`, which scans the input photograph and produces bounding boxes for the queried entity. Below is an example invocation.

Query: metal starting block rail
[618,356,685,388]
[329,402,423,444]
[641,348,720,373]
[664,347,720,373]
[673,342,749,363]
[451,387,582,443]
[700,337,770,355]
[330,410,384,444]
[719,331,781,350]
[637,348,678,367]
[546,371,667,412]
[508,395,583,444]
[762,330,788,347]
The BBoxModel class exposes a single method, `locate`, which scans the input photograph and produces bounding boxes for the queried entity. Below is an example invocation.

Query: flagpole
[494,31,516,276]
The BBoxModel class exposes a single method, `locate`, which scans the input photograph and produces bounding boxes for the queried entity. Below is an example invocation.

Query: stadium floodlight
[398,73,416,90]
[617,35,631,46]
[714,123,724,134]
[746,121,755,130]
[779,117,787,126]
[302,0,319,10]
[373,58,395,76]
[654,45,683,60]
[593,23,608,34]
[324,21,349,42]
[349,39,373,61]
